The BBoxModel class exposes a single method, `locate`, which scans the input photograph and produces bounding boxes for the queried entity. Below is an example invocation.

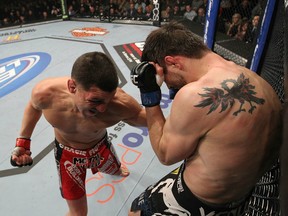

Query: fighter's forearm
[19,102,42,138]
[145,106,167,162]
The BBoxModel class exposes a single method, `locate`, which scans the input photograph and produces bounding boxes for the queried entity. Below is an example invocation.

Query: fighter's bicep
[160,91,208,162]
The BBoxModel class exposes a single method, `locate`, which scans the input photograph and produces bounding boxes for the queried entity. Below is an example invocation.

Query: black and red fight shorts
[54,134,121,200]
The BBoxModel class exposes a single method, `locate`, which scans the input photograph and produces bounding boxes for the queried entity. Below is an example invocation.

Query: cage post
[152,0,161,27]
[60,0,69,20]
[203,0,220,49]
[249,0,276,72]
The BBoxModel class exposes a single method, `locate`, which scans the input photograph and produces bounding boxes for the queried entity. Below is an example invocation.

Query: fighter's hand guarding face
[130,62,163,107]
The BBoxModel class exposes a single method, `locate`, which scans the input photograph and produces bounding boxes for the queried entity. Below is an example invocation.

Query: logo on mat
[114,42,144,70]
[0,52,51,98]
[70,27,109,37]
[3,34,20,43]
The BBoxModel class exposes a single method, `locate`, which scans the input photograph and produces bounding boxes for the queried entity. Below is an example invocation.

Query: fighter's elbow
[160,160,174,166]
[156,153,175,166]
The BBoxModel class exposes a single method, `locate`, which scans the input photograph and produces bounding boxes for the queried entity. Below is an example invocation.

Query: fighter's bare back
[171,57,282,204]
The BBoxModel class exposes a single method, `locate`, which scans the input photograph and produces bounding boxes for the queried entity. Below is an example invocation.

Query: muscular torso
[44,106,121,149]
[175,60,282,204]
[36,77,140,149]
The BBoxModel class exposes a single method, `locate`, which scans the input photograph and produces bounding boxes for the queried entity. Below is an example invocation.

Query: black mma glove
[131,62,163,107]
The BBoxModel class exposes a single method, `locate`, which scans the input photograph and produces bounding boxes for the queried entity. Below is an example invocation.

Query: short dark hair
[71,52,119,92]
[141,21,210,66]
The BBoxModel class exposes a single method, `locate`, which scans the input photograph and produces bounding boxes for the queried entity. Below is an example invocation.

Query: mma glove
[131,62,163,107]
[10,138,33,167]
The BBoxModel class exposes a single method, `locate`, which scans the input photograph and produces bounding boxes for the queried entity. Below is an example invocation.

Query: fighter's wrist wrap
[140,91,162,107]
[15,138,31,150]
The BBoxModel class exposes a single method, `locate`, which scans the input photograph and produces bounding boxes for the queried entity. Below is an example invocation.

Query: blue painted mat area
[0,20,180,216]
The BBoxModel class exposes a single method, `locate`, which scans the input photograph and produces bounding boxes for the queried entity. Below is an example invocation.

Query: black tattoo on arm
[194,73,265,116]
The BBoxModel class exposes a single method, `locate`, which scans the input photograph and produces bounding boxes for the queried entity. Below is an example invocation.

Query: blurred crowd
[0,0,263,43]
[0,0,62,27]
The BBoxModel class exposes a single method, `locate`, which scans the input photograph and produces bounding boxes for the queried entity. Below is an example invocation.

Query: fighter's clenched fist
[11,138,33,167]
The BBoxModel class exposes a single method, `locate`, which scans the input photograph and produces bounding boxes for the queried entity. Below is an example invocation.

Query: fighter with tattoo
[129,21,282,216]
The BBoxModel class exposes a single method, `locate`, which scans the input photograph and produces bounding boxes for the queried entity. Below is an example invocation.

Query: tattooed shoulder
[194,73,265,116]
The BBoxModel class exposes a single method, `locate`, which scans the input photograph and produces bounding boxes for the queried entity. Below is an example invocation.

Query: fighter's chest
[43,110,119,133]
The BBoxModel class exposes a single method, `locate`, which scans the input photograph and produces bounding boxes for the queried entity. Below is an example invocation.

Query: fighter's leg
[114,164,130,177]
[65,195,88,216]
[129,166,185,216]
[54,140,88,215]
[128,210,141,216]
[97,138,130,177]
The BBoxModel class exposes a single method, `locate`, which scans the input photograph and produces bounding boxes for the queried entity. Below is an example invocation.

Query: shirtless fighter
[10,51,147,216]
[129,21,282,215]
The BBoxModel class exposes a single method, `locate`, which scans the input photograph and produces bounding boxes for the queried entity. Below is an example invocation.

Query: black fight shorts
[130,163,250,216]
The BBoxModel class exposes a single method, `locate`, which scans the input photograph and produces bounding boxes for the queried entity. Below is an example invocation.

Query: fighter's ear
[164,56,180,69]
[68,79,76,93]
[164,56,176,66]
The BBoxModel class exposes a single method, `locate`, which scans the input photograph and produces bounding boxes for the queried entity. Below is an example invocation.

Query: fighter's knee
[128,210,141,216]
[66,209,88,216]
[66,196,88,216]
